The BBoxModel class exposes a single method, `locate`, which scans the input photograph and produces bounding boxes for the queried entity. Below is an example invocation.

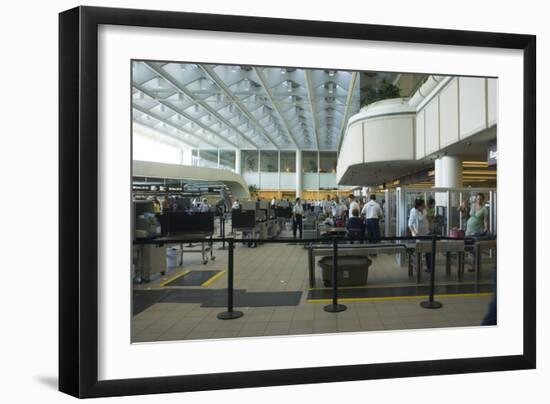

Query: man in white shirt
[408,198,432,272]
[270,197,276,208]
[362,194,383,243]
[348,195,360,219]
[231,199,241,210]
[322,195,333,216]
[292,198,304,238]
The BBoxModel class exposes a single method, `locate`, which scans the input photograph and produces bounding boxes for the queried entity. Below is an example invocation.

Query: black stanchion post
[420,233,443,309]
[217,239,243,320]
[218,210,227,250]
[324,238,347,313]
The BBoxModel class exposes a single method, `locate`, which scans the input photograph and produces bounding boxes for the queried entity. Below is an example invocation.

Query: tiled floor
[133,235,495,343]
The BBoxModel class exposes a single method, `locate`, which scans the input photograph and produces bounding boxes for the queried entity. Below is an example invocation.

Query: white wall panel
[242,172,259,188]
[415,109,425,159]
[488,78,498,126]
[424,98,439,154]
[259,172,278,189]
[459,77,487,139]
[279,173,296,190]
[439,79,459,147]
[342,123,364,166]
[363,116,414,163]
[303,173,319,189]
[320,173,337,189]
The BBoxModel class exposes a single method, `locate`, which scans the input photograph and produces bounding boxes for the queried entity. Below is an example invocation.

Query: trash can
[166,247,182,268]
[318,255,371,287]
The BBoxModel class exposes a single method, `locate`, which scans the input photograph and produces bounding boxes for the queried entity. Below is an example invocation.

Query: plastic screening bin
[319,256,372,287]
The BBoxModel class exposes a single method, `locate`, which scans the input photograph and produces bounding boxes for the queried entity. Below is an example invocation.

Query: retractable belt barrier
[133,234,492,319]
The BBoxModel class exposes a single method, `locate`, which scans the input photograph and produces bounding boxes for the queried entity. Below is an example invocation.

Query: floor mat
[132,289,171,316]
[163,270,223,287]
[201,291,303,308]
[307,283,493,301]
[160,288,246,304]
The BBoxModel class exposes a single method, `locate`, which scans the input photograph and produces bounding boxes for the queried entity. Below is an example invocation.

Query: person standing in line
[348,194,360,219]
[292,197,304,239]
[152,196,161,214]
[362,194,383,243]
[465,193,489,236]
[323,195,333,217]
[199,198,210,212]
[408,198,432,273]
[161,194,170,213]
[270,196,276,208]
[346,208,365,241]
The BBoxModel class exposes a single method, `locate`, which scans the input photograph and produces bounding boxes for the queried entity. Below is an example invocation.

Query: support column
[434,155,462,205]
[235,149,242,175]
[435,156,462,188]
[296,149,302,198]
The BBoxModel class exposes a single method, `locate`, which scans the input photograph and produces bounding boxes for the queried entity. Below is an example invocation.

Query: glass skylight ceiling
[132,61,362,151]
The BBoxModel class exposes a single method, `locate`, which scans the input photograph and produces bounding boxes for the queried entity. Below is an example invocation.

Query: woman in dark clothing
[346,208,365,241]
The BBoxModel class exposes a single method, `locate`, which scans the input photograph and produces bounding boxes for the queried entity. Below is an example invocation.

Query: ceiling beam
[133,82,238,149]
[337,72,359,152]
[303,70,320,151]
[141,62,260,150]
[133,121,200,149]
[199,64,280,150]
[132,103,219,149]
[253,67,300,149]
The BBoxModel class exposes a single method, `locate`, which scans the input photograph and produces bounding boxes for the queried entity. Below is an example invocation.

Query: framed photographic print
[59,5,536,398]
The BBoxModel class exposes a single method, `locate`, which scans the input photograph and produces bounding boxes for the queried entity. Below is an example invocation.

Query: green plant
[363,79,401,106]
[248,185,258,197]
[245,155,257,171]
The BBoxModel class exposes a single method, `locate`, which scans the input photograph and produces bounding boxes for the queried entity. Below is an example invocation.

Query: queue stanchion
[324,238,347,313]
[218,210,227,251]
[217,239,243,320]
[420,233,443,309]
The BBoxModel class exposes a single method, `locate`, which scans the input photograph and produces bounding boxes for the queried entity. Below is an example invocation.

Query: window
[319,151,337,173]
[302,151,318,173]
[191,149,199,166]
[219,150,236,171]
[200,150,218,168]
[260,150,278,172]
[242,150,259,172]
[280,151,296,173]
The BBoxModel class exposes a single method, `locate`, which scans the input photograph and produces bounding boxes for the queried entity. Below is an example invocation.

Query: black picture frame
[59,6,536,398]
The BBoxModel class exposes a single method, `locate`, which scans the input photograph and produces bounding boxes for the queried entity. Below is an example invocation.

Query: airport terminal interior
[131,61,497,342]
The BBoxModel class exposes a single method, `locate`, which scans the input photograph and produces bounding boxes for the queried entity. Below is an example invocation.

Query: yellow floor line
[306,292,494,303]
[159,270,190,287]
[201,270,226,287]
[309,281,492,291]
